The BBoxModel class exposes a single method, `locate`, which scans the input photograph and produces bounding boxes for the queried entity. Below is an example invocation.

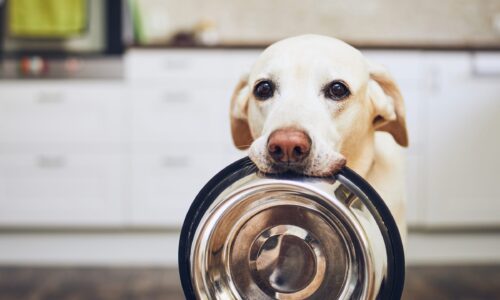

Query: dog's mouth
[268,161,309,174]
[251,155,346,178]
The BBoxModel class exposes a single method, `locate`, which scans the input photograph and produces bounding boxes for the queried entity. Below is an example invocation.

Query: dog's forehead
[250,35,368,85]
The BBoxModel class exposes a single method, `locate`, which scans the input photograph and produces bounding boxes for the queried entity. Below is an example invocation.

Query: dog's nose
[267,129,311,164]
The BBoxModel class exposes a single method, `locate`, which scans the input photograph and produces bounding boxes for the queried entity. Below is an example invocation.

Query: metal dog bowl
[178,157,404,300]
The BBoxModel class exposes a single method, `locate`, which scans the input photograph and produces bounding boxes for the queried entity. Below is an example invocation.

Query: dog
[229,34,408,241]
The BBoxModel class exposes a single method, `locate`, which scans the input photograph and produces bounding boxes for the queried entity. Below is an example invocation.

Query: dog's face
[231,35,408,176]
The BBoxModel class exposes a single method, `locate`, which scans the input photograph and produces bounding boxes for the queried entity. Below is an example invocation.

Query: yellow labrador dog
[229,35,408,240]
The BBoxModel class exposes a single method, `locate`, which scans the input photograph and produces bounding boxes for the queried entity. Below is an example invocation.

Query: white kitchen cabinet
[424,52,500,226]
[129,85,234,145]
[0,81,126,227]
[129,144,243,226]
[0,82,125,144]
[1,49,498,231]
[0,152,125,226]
[125,49,259,82]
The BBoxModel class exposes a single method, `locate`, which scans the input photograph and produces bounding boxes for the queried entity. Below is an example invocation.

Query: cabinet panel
[0,82,124,144]
[125,50,259,82]
[425,52,500,226]
[130,86,233,144]
[130,144,243,226]
[0,153,125,226]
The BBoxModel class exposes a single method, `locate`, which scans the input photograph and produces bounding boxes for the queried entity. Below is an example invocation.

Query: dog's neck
[343,132,376,178]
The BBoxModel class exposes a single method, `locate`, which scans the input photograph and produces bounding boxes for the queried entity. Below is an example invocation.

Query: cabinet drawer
[130,87,233,144]
[125,50,259,82]
[424,52,500,227]
[130,146,242,226]
[0,153,125,226]
[0,83,124,144]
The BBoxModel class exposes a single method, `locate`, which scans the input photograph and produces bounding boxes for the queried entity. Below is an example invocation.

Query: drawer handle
[36,155,66,168]
[37,92,65,104]
[164,59,191,70]
[162,156,189,168]
[162,91,192,103]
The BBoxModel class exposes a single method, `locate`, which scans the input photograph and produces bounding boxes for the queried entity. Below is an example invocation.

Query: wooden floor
[0,265,499,300]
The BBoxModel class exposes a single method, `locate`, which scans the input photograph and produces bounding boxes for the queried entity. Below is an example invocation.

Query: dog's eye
[325,81,350,100]
[253,80,275,100]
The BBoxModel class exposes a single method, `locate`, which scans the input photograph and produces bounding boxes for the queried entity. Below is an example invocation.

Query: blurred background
[0,0,499,299]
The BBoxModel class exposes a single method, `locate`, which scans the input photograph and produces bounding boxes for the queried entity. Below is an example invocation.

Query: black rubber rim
[178,157,405,300]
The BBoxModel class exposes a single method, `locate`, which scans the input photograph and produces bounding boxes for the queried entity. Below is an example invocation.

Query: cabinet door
[129,144,243,227]
[130,85,234,145]
[424,52,500,226]
[125,50,259,82]
[0,82,124,144]
[0,153,125,226]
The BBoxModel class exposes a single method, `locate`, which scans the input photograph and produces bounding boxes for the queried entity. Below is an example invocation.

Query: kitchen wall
[140,0,500,47]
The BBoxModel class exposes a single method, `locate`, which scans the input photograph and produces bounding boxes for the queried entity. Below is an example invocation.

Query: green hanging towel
[8,0,87,38]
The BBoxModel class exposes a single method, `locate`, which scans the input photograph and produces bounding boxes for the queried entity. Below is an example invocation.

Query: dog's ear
[367,61,409,147]
[230,74,253,150]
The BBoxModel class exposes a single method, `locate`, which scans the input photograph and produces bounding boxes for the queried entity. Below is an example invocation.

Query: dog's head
[230,35,408,176]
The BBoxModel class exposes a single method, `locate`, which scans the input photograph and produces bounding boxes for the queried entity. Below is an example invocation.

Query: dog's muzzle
[178,157,405,300]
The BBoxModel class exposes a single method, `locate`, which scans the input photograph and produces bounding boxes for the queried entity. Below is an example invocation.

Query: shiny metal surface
[189,172,392,300]
[249,225,325,296]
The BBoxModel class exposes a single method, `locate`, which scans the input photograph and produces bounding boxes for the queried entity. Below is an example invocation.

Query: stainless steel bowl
[179,157,404,300]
